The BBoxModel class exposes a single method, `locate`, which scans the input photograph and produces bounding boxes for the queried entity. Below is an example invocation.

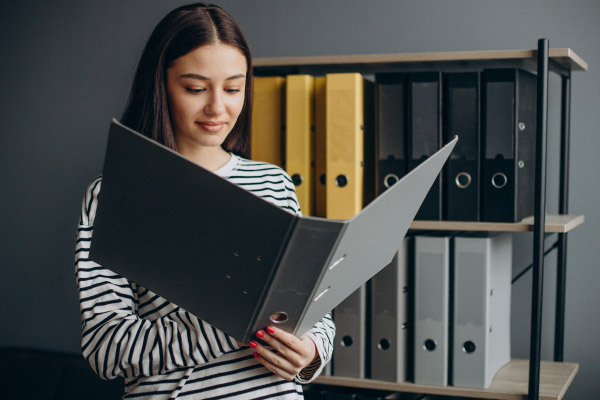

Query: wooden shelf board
[314,360,579,400]
[255,48,587,72]
[409,214,584,233]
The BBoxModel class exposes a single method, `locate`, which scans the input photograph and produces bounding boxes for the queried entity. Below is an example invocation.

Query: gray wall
[1,0,598,397]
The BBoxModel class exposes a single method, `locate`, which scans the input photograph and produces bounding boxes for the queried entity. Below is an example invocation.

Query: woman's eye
[186,88,205,94]
[225,88,241,94]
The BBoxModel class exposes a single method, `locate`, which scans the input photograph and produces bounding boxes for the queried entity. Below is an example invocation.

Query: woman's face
[166,43,247,152]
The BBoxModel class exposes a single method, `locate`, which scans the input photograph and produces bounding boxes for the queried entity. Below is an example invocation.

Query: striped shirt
[75,154,335,399]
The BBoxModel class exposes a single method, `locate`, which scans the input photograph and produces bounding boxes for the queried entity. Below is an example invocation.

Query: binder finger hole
[455,172,472,189]
[341,335,354,347]
[319,174,326,186]
[424,339,437,352]
[269,312,289,324]
[378,339,391,351]
[335,174,348,187]
[291,174,303,186]
[383,173,399,189]
[491,172,508,189]
[463,340,476,354]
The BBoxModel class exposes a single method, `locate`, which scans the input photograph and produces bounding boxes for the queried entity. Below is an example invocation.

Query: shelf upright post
[529,38,549,400]
[555,71,571,362]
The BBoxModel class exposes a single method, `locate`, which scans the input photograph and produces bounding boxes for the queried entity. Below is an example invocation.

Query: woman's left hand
[248,326,318,381]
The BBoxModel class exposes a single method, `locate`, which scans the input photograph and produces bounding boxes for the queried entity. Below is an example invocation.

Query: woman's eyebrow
[180,73,245,81]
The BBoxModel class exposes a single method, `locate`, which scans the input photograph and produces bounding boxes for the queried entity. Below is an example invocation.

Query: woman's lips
[196,121,226,133]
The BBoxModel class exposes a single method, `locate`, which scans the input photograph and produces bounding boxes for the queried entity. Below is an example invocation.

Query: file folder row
[328,234,512,390]
[376,69,538,223]
[331,240,410,381]
[251,73,374,220]
[252,68,537,223]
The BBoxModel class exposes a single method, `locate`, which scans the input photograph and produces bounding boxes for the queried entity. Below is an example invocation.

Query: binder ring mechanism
[455,172,472,189]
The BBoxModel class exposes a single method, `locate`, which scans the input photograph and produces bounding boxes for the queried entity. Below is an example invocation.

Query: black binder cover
[408,71,443,220]
[90,120,456,342]
[443,72,481,221]
[375,73,407,196]
[481,69,536,222]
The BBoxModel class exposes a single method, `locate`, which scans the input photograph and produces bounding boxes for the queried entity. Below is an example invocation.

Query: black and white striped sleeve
[296,312,335,383]
[75,177,240,380]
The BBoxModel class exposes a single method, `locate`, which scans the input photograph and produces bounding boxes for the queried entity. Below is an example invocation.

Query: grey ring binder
[90,119,457,342]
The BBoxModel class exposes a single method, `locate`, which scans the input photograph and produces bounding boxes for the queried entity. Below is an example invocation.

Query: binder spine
[251,77,285,166]
[286,75,315,215]
[453,234,511,388]
[413,236,450,386]
[363,79,376,207]
[481,68,537,222]
[333,284,367,378]
[443,72,481,221]
[375,73,408,196]
[314,77,327,218]
[248,218,344,341]
[408,72,443,220]
[370,238,409,382]
[515,70,537,221]
[326,73,365,220]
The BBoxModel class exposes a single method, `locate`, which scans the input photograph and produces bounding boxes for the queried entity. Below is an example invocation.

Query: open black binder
[90,119,457,342]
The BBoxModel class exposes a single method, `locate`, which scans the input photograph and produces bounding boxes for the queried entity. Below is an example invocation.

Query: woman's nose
[205,91,225,116]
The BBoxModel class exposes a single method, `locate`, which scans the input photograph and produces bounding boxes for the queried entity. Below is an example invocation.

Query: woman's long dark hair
[121,3,253,158]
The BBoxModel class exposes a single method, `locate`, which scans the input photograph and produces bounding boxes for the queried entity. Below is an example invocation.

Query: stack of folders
[253,74,376,379]
[374,68,537,222]
[413,234,512,389]
[252,68,537,223]
[330,239,410,381]
[251,73,375,221]
[250,70,523,383]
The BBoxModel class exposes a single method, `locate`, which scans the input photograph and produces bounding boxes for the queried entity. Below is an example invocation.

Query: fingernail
[253,352,260,359]
[249,341,258,349]
[266,326,276,334]
[256,330,265,338]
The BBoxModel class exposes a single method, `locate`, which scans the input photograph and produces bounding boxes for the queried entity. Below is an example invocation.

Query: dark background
[1,0,598,397]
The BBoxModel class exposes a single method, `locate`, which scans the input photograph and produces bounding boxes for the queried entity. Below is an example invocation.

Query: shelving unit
[410,214,584,233]
[254,48,588,75]
[254,42,587,400]
[315,360,578,400]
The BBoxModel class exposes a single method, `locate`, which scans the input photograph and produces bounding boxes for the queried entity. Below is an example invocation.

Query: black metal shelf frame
[529,37,572,400]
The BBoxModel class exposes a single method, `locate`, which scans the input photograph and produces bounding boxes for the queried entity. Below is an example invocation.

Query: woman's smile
[196,120,227,133]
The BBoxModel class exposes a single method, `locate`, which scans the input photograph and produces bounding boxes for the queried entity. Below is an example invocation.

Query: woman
[75,3,335,399]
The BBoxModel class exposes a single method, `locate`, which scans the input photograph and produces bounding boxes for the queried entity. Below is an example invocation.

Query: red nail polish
[266,326,276,334]
[249,341,258,349]
[256,330,265,338]
[253,352,260,359]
